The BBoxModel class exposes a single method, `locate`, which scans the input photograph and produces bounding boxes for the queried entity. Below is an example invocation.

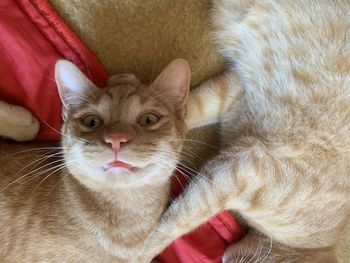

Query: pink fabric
[0,1,244,261]
[0,0,108,141]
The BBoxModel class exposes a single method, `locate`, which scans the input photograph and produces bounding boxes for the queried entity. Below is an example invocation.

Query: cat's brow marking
[126,91,138,99]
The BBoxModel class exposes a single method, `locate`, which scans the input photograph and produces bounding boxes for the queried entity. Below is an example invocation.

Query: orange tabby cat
[138,1,350,262]
[0,59,190,262]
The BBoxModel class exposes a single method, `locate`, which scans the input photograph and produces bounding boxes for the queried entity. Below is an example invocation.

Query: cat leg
[0,101,39,141]
[138,137,347,262]
[223,230,337,263]
[185,71,242,129]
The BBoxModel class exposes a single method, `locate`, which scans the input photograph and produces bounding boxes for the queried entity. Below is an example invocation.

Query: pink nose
[104,134,129,152]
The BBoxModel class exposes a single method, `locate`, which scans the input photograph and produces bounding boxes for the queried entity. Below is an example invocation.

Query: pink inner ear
[107,74,141,86]
[150,59,191,116]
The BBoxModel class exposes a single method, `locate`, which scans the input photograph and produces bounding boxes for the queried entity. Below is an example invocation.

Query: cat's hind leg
[0,101,39,141]
[139,137,347,262]
[223,229,274,263]
[223,230,337,263]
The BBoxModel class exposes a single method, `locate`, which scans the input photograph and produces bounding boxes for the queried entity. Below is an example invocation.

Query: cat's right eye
[138,113,160,127]
[81,115,103,129]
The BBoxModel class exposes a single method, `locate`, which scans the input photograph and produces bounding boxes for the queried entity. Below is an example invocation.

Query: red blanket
[0,1,243,261]
[0,0,107,141]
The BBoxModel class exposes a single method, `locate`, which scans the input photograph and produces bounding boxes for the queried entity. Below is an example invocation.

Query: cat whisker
[5,151,64,186]
[29,158,82,195]
[36,116,89,144]
[149,152,221,189]
[48,171,71,194]
[247,239,262,263]
[152,149,209,175]
[22,151,64,161]
[156,138,219,149]
[0,157,67,193]
[147,158,195,194]
[180,147,210,159]
[241,237,254,263]
[252,240,264,263]
[1,146,62,160]
[155,147,198,160]
[254,240,264,263]
[10,157,83,193]
[29,165,67,194]
[176,163,220,187]
[146,160,183,189]
[237,240,245,263]
[17,151,64,174]
[4,151,60,164]
[255,234,272,263]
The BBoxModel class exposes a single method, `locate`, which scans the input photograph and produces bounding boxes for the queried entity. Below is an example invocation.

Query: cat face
[55,59,191,189]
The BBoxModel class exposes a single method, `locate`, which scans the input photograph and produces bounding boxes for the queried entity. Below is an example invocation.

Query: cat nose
[104,134,129,152]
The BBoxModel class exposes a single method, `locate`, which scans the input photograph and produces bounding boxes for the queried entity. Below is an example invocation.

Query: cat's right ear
[55,60,98,114]
[149,59,191,118]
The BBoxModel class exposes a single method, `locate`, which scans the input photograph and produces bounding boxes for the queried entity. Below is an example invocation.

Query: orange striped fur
[138,1,350,262]
[0,59,190,262]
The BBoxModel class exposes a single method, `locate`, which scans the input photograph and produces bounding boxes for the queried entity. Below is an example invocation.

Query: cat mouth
[103,160,136,172]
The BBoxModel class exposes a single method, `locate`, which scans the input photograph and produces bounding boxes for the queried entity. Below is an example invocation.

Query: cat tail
[0,100,39,142]
[185,71,242,129]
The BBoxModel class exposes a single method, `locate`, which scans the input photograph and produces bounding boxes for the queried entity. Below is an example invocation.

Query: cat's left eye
[138,113,160,127]
[81,115,103,129]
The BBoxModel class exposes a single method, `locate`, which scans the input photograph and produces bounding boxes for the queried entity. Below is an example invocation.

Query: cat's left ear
[55,60,99,111]
[150,59,191,118]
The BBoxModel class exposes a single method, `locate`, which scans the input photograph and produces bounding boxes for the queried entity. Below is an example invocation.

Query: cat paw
[0,104,40,142]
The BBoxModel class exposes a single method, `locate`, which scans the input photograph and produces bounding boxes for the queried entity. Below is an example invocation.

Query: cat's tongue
[104,161,133,172]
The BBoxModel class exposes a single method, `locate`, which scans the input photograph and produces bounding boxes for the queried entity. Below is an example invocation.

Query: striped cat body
[140,1,350,262]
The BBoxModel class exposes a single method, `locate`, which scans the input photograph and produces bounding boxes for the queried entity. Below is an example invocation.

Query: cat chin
[105,166,137,174]
[71,163,169,189]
